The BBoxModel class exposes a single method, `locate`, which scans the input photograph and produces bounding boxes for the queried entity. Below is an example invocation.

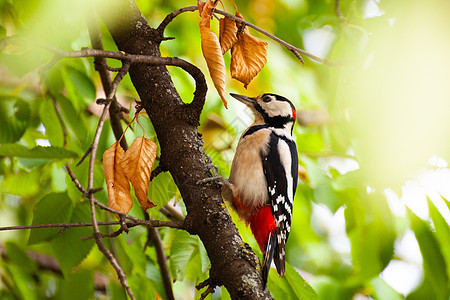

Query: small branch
[161,205,185,222]
[145,212,174,300]
[86,15,129,150]
[41,48,207,122]
[156,6,335,65]
[50,94,68,147]
[76,145,92,166]
[157,6,198,34]
[109,60,131,100]
[197,278,218,300]
[85,71,135,298]
[0,220,183,233]
[0,221,128,231]
[213,8,330,65]
[150,165,167,182]
[66,166,87,194]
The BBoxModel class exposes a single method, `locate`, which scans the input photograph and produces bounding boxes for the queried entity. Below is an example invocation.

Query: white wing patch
[277,140,294,205]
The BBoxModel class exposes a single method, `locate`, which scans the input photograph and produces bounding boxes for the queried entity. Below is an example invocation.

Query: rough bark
[99,1,272,299]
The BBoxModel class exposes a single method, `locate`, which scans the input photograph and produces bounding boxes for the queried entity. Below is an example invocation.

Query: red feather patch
[250,206,276,252]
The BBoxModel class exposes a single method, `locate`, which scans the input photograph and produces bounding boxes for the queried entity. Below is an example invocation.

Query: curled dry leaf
[120,137,157,210]
[103,142,133,215]
[197,0,206,17]
[231,13,268,88]
[219,16,238,55]
[198,0,215,19]
[198,0,228,108]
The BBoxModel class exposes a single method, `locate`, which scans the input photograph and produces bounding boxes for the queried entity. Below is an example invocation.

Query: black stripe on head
[253,103,295,128]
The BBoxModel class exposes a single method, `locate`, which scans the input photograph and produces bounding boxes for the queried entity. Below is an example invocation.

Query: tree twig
[49,93,68,147]
[145,212,175,300]
[161,205,185,222]
[85,70,135,298]
[0,219,183,232]
[86,14,129,150]
[41,47,207,123]
[156,6,336,65]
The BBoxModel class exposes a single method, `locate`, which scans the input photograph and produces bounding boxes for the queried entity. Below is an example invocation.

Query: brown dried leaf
[219,17,238,55]
[230,14,268,88]
[197,0,206,17]
[120,137,157,210]
[200,18,228,108]
[103,142,133,214]
[198,0,215,19]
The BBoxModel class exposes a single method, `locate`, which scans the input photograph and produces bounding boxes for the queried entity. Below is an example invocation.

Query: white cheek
[264,102,291,118]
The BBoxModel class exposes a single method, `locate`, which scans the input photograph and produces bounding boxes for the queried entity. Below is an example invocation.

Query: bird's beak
[230,93,257,107]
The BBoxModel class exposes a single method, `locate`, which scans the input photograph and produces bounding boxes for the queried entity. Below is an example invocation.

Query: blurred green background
[0,0,449,299]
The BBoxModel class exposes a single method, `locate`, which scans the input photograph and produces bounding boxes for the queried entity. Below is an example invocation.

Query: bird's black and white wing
[261,131,298,277]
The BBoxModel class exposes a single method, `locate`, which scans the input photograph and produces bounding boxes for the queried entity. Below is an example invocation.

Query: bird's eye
[262,96,271,103]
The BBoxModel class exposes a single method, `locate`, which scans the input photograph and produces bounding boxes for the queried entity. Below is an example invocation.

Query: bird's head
[230,93,297,133]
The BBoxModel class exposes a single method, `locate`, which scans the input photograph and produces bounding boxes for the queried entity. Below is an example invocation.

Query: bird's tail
[262,231,277,286]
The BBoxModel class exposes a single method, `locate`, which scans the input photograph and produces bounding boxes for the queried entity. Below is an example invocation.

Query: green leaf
[284,262,318,300]
[148,171,177,207]
[1,169,40,197]
[28,192,74,244]
[407,208,449,300]
[61,66,96,109]
[308,276,356,300]
[345,192,395,282]
[55,269,94,300]
[370,277,403,300]
[428,198,450,280]
[199,239,211,273]
[109,280,128,300]
[68,67,96,102]
[54,93,88,144]
[0,144,78,159]
[50,205,95,276]
[0,98,30,143]
[5,242,38,274]
[39,97,64,147]
[268,262,318,300]
[169,230,199,281]
[4,264,38,300]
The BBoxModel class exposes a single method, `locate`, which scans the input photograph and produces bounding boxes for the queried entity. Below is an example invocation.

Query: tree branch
[86,13,129,150]
[0,220,183,232]
[84,65,134,298]
[156,6,336,65]
[145,215,175,300]
[42,47,207,124]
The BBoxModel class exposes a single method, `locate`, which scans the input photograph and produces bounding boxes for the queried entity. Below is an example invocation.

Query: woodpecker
[222,92,298,286]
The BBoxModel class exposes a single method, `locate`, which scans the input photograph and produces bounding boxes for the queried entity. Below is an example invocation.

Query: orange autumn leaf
[230,13,268,88]
[120,137,157,210]
[197,0,206,17]
[198,0,215,19]
[198,1,228,108]
[103,142,133,215]
[219,16,238,55]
